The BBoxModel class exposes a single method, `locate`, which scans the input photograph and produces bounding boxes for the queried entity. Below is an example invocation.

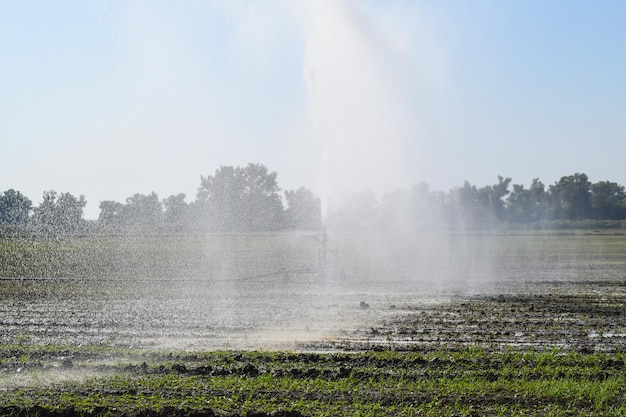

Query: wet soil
[316,280,626,353]
[2,233,626,415]
[4,277,624,353]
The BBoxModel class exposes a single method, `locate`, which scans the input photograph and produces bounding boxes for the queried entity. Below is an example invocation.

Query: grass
[1,232,626,282]
[0,233,626,280]
[0,233,321,279]
[1,347,626,416]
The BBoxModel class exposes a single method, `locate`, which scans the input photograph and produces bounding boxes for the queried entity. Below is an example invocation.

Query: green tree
[506,183,531,223]
[284,187,322,231]
[528,178,549,221]
[98,200,125,226]
[124,192,163,225]
[444,176,511,229]
[506,178,548,223]
[196,163,283,231]
[446,181,479,229]
[0,189,32,224]
[590,181,626,220]
[490,175,512,220]
[476,175,511,224]
[197,165,243,230]
[549,173,592,220]
[163,193,189,224]
[240,163,284,231]
[32,190,87,233]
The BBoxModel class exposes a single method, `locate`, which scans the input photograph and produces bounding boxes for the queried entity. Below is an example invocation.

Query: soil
[2,233,626,415]
[315,280,626,353]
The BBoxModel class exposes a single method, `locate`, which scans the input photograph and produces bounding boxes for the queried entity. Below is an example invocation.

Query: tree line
[1,166,626,235]
[97,163,322,233]
[335,173,626,233]
[0,164,322,234]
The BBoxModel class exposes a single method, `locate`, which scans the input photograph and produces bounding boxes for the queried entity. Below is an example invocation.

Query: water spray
[311,229,328,282]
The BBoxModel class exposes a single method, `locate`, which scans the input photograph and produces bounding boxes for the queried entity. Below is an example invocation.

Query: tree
[97,193,163,228]
[197,165,243,230]
[489,175,512,220]
[326,189,379,232]
[380,183,441,233]
[163,193,189,224]
[239,164,284,231]
[284,187,322,231]
[381,188,416,233]
[0,189,32,224]
[98,200,125,226]
[196,163,283,231]
[590,181,626,220]
[56,192,87,231]
[32,190,87,233]
[506,178,548,223]
[124,192,163,225]
[527,178,549,221]
[506,183,531,223]
[475,175,511,225]
[549,173,592,220]
[445,181,479,229]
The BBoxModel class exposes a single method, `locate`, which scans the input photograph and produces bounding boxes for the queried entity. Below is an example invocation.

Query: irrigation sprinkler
[311,229,328,282]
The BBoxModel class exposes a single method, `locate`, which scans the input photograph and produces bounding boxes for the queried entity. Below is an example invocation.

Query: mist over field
[2,1,625,220]
[1,2,626,351]
[3,3,626,415]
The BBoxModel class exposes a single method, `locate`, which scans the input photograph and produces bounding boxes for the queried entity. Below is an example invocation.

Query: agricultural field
[1,232,626,416]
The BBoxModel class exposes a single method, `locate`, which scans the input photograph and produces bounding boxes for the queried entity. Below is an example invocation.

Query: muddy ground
[1,273,625,355]
[1,233,626,415]
[1,233,625,352]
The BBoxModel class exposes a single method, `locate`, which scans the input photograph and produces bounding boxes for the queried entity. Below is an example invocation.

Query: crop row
[1,347,626,416]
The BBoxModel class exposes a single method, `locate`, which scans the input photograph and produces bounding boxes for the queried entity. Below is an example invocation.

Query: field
[1,232,626,416]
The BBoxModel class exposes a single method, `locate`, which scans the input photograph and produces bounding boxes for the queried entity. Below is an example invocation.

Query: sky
[2,0,625,219]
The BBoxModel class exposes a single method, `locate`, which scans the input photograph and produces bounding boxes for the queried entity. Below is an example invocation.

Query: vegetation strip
[1,347,626,416]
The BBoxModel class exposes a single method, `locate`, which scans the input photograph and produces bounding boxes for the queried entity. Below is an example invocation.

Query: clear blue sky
[2,0,625,219]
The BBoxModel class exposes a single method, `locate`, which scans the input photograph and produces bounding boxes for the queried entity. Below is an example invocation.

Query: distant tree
[196,163,283,231]
[381,188,417,233]
[239,164,284,231]
[326,189,379,232]
[590,181,626,220]
[506,183,531,223]
[549,173,592,220]
[421,187,448,229]
[381,183,442,233]
[196,165,241,230]
[56,193,87,231]
[445,181,479,229]
[475,176,511,225]
[163,193,189,224]
[527,178,550,221]
[0,189,32,224]
[506,178,549,223]
[32,190,87,233]
[124,192,163,225]
[98,200,125,226]
[284,187,322,231]
[490,175,512,220]
[32,190,57,227]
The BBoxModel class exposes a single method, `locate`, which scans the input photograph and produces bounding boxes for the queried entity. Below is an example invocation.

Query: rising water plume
[2,1,497,357]
[302,0,416,219]
[299,2,505,297]
[301,0,436,291]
